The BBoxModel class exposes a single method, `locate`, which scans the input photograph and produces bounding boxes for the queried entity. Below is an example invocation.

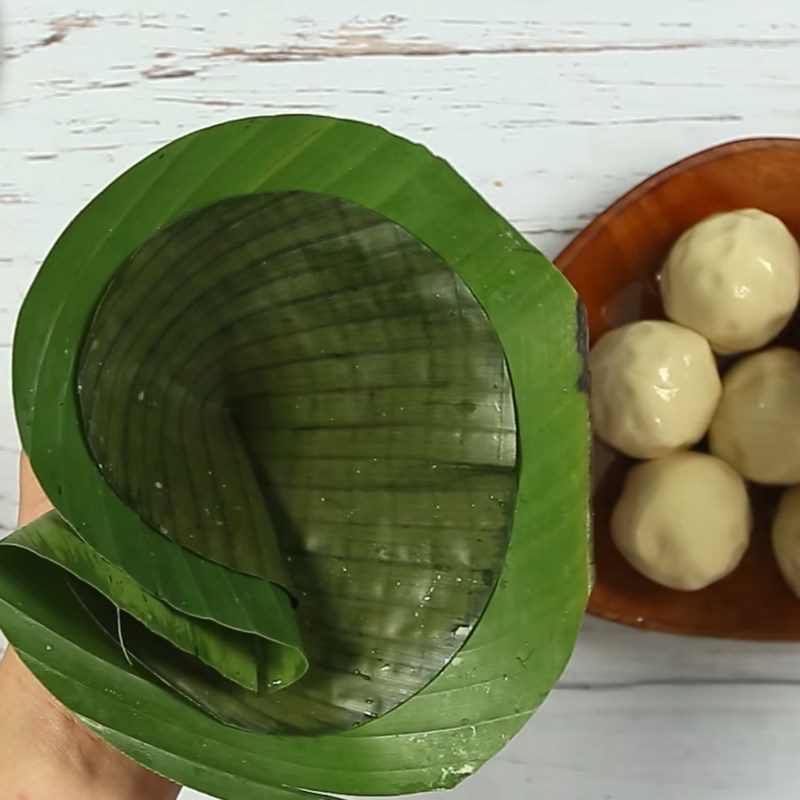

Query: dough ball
[773,486,800,600]
[611,452,750,590]
[709,348,800,485]
[590,320,721,459]
[660,208,800,354]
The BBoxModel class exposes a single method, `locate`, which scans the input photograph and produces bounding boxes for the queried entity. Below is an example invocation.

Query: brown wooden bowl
[556,137,800,640]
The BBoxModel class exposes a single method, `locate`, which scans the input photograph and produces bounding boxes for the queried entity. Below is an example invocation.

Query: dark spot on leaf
[516,646,536,668]
[575,298,590,394]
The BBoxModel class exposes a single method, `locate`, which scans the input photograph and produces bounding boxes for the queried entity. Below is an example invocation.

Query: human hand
[0,454,180,800]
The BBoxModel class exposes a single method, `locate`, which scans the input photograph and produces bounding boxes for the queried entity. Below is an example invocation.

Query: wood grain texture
[3,1,800,798]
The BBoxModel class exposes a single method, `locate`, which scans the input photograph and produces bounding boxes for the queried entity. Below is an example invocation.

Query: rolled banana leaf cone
[0,115,590,799]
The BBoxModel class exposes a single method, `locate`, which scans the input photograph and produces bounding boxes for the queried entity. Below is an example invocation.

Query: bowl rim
[556,136,800,274]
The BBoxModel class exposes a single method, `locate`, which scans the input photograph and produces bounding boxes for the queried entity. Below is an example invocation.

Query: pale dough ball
[709,348,800,485]
[661,208,800,354]
[773,486,800,600]
[611,452,750,590]
[590,320,721,459]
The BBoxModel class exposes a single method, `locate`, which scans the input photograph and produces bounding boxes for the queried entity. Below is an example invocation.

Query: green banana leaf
[0,115,590,799]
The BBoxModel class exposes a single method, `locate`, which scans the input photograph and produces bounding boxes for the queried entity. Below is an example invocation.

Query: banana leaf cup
[0,115,590,800]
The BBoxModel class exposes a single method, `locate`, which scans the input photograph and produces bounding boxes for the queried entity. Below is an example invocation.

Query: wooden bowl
[556,138,800,639]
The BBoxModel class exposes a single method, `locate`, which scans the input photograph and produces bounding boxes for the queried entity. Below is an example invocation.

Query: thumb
[18,453,53,527]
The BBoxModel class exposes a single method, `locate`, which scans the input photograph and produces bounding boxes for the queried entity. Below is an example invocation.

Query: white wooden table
[4,2,800,798]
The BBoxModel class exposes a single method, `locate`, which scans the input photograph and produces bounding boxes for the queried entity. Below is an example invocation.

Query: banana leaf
[0,115,590,799]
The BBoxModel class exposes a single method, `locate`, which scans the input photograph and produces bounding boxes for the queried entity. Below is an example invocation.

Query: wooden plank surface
[3,1,800,798]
